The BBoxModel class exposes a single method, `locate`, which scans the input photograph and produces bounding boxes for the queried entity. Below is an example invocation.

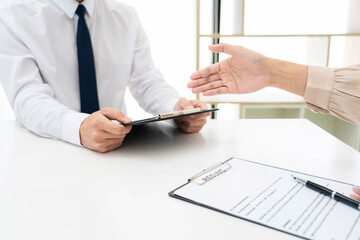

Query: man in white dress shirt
[0,0,209,152]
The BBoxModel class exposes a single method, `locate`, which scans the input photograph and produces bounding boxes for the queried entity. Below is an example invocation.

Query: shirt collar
[53,0,95,19]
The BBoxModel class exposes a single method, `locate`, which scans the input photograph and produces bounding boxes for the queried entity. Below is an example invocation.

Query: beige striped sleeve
[304,65,360,124]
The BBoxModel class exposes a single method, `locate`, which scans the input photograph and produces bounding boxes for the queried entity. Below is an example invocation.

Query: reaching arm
[188,43,360,124]
[188,43,307,97]
[188,43,360,199]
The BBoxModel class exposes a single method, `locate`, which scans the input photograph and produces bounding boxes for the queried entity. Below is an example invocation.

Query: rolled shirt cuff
[304,65,334,112]
[61,110,89,146]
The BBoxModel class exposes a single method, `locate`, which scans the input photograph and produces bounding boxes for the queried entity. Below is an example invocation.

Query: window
[196,0,360,120]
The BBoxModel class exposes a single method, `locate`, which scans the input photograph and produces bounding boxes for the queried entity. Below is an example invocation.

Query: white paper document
[170,158,360,240]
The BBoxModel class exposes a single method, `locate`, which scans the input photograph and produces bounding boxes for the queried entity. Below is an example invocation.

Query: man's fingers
[350,193,360,201]
[84,129,126,153]
[100,130,127,140]
[209,43,238,56]
[178,111,209,121]
[186,101,210,119]
[180,118,207,127]
[107,142,124,151]
[104,122,131,136]
[95,114,132,135]
[179,124,204,134]
[97,141,124,153]
[190,62,221,80]
[80,108,133,153]
[95,109,132,135]
[176,98,195,110]
[100,107,125,119]
[189,100,208,109]
[100,107,132,122]
[353,186,360,193]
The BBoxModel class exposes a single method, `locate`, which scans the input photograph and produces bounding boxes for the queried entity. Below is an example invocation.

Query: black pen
[292,175,360,211]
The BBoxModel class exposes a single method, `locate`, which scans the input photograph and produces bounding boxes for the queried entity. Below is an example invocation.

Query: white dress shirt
[0,0,180,145]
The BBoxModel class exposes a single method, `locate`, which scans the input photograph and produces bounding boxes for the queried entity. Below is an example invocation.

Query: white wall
[117,0,197,119]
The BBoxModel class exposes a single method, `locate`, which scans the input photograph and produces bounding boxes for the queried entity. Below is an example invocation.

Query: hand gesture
[188,43,271,96]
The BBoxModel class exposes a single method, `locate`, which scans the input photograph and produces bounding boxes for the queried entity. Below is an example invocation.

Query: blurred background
[0,0,359,150]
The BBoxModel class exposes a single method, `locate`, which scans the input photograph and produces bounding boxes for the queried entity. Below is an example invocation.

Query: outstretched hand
[188,43,271,96]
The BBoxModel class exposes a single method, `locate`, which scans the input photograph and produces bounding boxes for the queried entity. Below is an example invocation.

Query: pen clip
[158,108,201,119]
[188,161,232,185]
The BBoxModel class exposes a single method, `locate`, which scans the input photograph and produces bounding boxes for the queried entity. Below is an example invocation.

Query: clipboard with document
[122,108,218,126]
[169,158,360,240]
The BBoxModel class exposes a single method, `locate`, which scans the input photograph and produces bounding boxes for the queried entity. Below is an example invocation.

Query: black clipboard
[122,108,218,126]
[168,158,358,240]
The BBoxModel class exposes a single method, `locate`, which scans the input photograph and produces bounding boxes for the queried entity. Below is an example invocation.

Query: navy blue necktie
[76,5,99,114]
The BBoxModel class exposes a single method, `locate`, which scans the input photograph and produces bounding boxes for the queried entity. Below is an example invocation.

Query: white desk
[0,119,359,240]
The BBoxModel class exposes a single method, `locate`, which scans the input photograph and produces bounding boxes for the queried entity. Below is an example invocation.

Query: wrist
[267,57,280,88]
[266,58,307,96]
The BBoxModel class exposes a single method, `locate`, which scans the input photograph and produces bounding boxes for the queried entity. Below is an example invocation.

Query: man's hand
[173,98,210,133]
[350,186,360,201]
[188,43,271,96]
[79,108,132,153]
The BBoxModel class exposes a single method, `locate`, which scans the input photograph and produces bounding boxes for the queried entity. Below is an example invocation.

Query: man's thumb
[178,98,194,110]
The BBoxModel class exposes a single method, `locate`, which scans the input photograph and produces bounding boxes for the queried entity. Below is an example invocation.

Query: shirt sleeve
[304,65,360,124]
[0,19,88,145]
[128,10,180,115]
